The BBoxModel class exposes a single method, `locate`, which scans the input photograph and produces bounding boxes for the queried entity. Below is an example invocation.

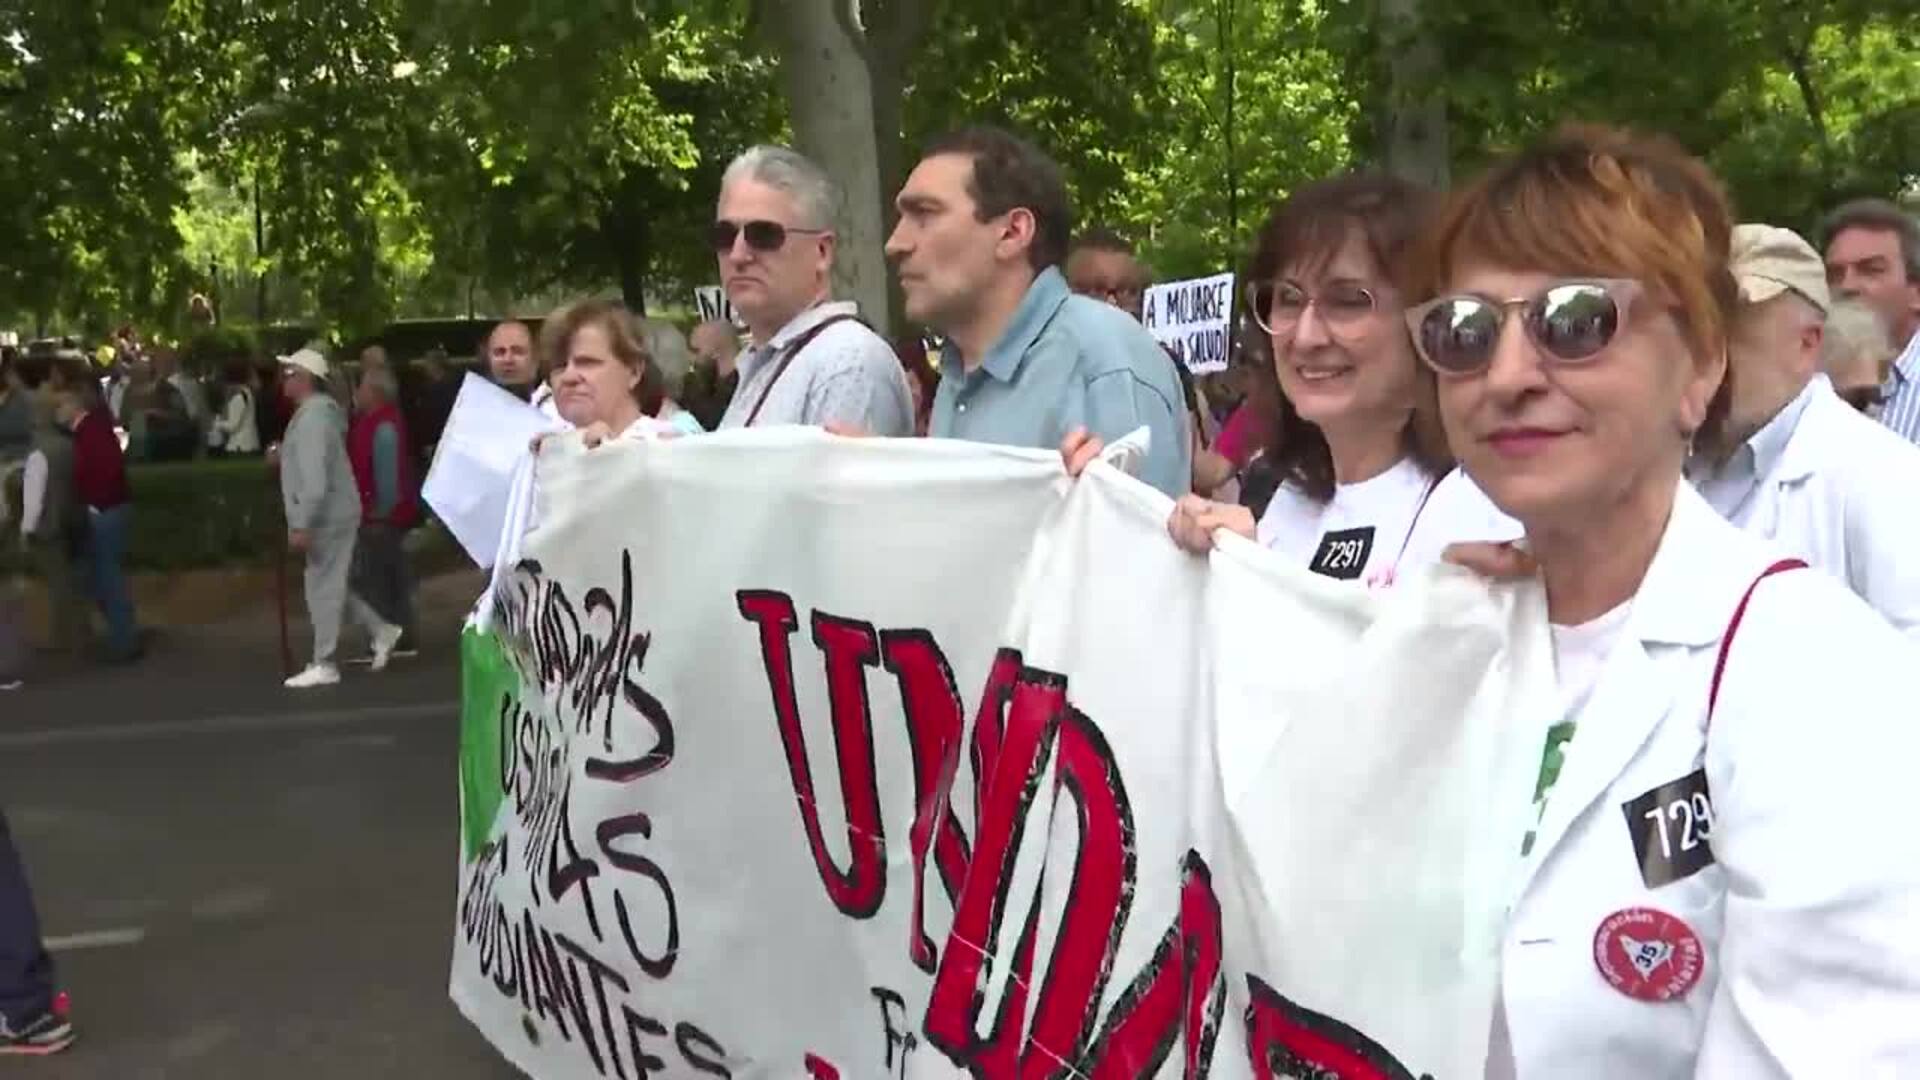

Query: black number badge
[1621,769,1715,889]
[1309,527,1376,580]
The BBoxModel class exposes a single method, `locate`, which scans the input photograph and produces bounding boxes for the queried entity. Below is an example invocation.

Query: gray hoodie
[279,393,361,531]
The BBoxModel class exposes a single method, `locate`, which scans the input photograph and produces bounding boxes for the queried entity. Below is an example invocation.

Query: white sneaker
[284,663,341,689]
[369,623,405,672]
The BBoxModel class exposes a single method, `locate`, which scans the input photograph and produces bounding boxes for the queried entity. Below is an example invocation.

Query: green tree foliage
[0,0,200,332]
[2,1,1914,336]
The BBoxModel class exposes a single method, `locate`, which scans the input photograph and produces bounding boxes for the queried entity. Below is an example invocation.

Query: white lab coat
[1497,481,1920,1078]
[1717,377,1920,638]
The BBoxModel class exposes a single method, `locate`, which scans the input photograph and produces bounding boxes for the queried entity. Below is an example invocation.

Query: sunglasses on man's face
[1404,278,1642,375]
[709,219,827,254]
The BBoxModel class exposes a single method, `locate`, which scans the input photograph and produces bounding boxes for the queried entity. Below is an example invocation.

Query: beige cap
[1731,224,1831,315]
[278,347,329,380]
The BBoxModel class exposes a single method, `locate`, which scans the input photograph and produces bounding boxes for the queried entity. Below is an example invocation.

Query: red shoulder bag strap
[1706,558,1808,723]
[743,313,861,427]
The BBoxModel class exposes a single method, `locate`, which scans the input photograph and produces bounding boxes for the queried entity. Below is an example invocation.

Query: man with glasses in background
[1066,228,1234,496]
[713,146,913,435]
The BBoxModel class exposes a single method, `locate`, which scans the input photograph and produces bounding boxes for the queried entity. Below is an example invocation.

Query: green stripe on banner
[458,625,514,861]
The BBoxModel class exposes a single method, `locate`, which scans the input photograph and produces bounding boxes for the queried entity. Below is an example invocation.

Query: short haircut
[1818,198,1920,281]
[1406,123,1740,450]
[721,146,841,232]
[482,320,533,368]
[922,126,1073,272]
[360,365,399,402]
[1823,296,1897,373]
[538,298,668,415]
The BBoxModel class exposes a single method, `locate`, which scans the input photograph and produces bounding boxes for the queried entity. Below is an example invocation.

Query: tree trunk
[765,0,893,339]
[861,0,934,335]
[1784,41,1832,157]
[1376,0,1449,189]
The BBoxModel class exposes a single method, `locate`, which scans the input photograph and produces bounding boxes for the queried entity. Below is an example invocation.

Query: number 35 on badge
[1594,907,1704,1002]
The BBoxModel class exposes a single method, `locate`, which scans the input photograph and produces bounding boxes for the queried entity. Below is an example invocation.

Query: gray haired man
[276,348,403,688]
[713,145,912,435]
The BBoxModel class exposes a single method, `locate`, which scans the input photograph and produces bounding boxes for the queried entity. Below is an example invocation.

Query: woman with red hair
[1410,125,1920,1076]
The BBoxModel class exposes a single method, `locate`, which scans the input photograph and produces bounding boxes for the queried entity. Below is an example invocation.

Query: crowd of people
[489,123,1920,1075]
[1,113,1917,1066]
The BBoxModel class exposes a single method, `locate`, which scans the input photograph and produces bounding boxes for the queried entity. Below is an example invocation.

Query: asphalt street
[0,576,525,1078]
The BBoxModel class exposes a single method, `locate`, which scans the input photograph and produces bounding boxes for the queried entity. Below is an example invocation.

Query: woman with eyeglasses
[1065,173,1516,585]
[1407,125,1920,1077]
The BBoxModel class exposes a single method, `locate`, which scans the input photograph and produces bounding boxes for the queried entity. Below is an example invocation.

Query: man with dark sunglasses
[712,146,913,436]
[1688,223,1920,637]
[888,127,1189,496]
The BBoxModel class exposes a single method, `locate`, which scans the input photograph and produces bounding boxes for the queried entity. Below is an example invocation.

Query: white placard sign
[693,286,744,329]
[1142,272,1236,374]
[450,430,1552,1079]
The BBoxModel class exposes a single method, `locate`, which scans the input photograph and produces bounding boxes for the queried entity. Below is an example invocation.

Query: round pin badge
[1593,906,1704,1002]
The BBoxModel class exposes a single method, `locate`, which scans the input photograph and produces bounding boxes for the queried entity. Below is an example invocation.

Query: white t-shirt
[1490,599,1635,1080]
[1397,466,1527,575]
[1258,458,1522,588]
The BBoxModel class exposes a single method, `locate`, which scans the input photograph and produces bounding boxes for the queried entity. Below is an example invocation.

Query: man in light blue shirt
[886,126,1190,496]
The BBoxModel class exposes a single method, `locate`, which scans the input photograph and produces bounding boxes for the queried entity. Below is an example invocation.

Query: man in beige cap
[276,347,403,688]
[1690,223,1920,636]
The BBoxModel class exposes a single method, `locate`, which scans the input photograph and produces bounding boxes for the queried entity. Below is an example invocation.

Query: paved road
[1,578,524,1078]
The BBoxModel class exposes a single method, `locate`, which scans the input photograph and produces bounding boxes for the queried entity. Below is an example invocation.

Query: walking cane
[269,453,292,678]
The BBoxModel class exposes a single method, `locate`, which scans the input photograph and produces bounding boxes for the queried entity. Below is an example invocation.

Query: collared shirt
[1876,327,1920,445]
[929,268,1190,496]
[718,301,913,435]
[1691,376,1820,522]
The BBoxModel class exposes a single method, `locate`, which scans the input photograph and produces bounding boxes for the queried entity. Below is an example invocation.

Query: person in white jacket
[1407,125,1920,1078]
[1689,223,1920,637]
[208,361,262,455]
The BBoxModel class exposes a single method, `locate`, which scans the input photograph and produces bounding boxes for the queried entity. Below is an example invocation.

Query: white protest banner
[422,373,565,567]
[694,286,744,329]
[451,430,1553,1078]
[1142,272,1235,374]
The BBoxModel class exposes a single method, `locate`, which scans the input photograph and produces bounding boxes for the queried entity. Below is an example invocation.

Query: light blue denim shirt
[929,267,1190,496]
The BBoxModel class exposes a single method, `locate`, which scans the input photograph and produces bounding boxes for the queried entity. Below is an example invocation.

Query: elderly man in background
[713,146,912,434]
[1823,298,1899,413]
[348,366,419,661]
[276,349,402,689]
[1690,223,1920,635]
